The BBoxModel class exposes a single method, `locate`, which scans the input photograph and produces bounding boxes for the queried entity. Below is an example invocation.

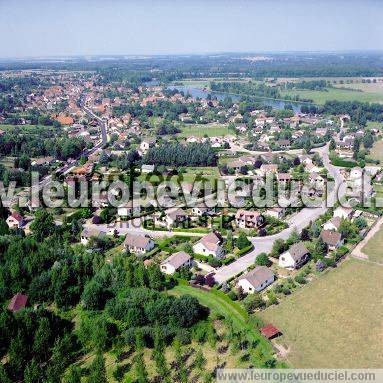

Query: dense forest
[0,128,86,159]
[144,142,217,167]
[323,100,383,125]
[0,209,207,382]
[210,81,280,99]
[2,52,383,79]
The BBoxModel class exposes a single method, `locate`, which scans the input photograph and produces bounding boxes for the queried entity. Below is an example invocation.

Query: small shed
[260,324,281,339]
[8,293,28,312]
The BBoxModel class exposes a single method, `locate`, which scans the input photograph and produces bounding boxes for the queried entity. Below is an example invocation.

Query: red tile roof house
[8,293,28,312]
[6,212,25,229]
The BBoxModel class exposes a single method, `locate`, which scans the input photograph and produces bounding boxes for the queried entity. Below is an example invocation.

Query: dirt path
[352,216,383,260]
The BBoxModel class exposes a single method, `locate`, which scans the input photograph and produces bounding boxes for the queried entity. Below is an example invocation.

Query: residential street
[214,143,344,283]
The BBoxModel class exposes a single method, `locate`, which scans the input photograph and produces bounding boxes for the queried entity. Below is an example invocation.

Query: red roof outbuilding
[8,293,28,312]
[260,324,281,339]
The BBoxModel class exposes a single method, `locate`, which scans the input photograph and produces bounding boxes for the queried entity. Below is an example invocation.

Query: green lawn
[169,284,278,366]
[260,258,383,368]
[178,123,230,137]
[362,224,383,264]
[280,88,383,104]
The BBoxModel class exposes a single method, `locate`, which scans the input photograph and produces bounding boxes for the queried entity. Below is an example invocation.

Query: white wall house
[237,266,275,294]
[6,212,25,229]
[160,251,192,275]
[279,242,309,269]
[193,231,224,258]
[117,201,141,218]
[124,234,155,254]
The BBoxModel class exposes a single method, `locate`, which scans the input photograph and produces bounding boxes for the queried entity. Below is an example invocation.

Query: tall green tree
[30,210,55,241]
[134,329,149,383]
[153,325,169,380]
[87,353,107,383]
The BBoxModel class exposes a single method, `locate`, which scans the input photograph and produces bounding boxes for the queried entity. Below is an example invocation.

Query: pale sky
[0,0,382,58]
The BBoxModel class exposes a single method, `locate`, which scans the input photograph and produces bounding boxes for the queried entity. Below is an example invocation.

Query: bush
[243,293,265,313]
[294,274,306,284]
[235,244,254,257]
[227,290,238,301]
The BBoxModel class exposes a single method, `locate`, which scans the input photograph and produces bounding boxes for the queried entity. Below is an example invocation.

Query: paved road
[214,143,344,283]
[81,104,108,145]
[82,142,345,284]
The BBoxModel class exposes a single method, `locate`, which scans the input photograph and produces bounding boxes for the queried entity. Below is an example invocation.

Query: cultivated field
[362,224,383,264]
[178,123,231,137]
[280,88,383,104]
[260,258,383,368]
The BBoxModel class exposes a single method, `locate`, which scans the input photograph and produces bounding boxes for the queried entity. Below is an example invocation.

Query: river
[167,85,309,112]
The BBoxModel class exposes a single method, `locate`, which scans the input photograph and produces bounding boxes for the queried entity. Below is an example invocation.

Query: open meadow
[259,258,383,368]
[361,224,383,264]
[280,87,383,104]
[178,123,231,137]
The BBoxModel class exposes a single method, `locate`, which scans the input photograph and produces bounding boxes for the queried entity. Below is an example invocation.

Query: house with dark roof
[279,242,309,269]
[321,230,343,251]
[160,251,192,275]
[237,266,275,293]
[80,227,107,245]
[8,293,28,312]
[165,207,188,227]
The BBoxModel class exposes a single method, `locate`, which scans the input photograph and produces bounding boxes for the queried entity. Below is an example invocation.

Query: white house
[237,266,275,294]
[124,234,155,254]
[265,206,286,220]
[235,210,264,229]
[164,207,188,228]
[323,216,341,232]
[6,212,25,229]
[279,242,309,269]
[141,164,155,173]
[80,227,107,246]
[160,251,192,275]
[193,231,224,258]
[192,202,215,217]
[117,200,140,218]
[333,206,353,220]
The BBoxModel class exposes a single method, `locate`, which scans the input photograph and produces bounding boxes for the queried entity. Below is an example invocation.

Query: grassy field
[368,140,383,163]
[334,81,383,95]
[280,88,383,104]
[178,123,231,137]
[169,284,277,365]
[361,225,383,264]
[260,258,383,368]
